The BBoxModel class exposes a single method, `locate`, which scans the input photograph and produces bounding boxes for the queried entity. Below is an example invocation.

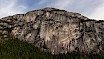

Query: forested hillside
[0,38,104,59]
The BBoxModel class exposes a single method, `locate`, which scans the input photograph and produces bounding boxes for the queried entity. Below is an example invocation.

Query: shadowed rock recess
[0,8,104,54]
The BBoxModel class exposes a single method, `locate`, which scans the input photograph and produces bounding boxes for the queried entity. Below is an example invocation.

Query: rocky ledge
[0,8,104,54]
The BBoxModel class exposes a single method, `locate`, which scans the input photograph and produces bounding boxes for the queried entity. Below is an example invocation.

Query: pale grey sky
[0,0,104,20]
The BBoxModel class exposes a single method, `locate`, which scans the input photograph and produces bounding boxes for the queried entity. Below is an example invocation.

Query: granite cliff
[0,8,104,54]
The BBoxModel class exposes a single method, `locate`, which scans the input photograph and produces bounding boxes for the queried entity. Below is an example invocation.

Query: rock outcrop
[0,8,104,54]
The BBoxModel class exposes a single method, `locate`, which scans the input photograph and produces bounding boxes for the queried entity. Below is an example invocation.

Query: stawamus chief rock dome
[0,8,104,54]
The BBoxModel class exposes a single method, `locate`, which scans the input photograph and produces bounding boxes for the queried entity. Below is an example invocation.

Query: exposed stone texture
[0,8,104,54]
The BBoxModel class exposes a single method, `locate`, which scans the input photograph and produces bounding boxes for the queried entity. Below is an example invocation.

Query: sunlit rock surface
[0,8,104,54]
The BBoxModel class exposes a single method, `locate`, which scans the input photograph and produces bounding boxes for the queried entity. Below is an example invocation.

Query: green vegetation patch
[0,39,104,59]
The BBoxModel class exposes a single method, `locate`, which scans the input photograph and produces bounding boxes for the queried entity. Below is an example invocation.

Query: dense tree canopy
[0,38,104,59]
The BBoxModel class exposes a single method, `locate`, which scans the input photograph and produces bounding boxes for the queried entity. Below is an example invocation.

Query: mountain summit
[0,8,104,54]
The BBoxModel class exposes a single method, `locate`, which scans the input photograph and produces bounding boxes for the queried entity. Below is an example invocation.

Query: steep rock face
[0,8,104,54]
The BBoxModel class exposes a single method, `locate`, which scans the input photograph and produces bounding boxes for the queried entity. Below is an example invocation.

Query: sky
[0,0,104,20]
